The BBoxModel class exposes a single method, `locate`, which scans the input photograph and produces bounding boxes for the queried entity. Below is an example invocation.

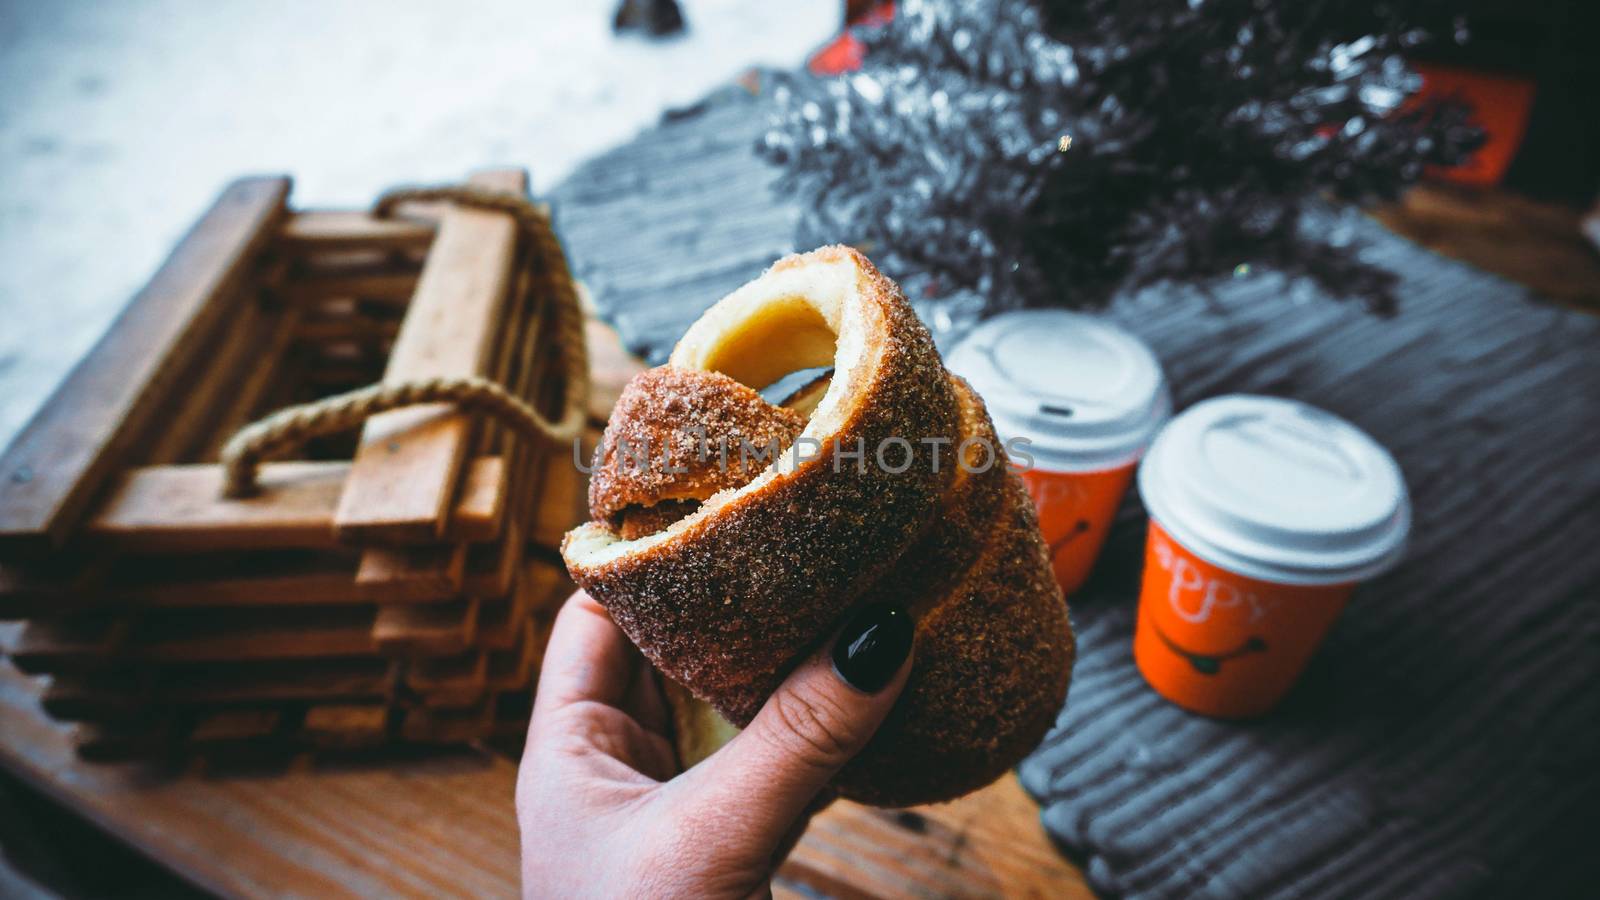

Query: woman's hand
[516,591,913,898]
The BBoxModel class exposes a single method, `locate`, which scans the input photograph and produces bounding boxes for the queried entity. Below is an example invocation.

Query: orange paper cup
[1135,521,1356,718]
[948,311,1170,597]
[1135,396,1410,718]
[1020,463,1136,596]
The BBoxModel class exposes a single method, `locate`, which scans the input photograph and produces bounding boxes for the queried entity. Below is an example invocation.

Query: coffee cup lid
[1138,395,1411,585]
[946,311,1170,471]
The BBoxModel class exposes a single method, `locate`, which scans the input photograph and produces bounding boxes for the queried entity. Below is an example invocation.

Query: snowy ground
[0,0,835,448]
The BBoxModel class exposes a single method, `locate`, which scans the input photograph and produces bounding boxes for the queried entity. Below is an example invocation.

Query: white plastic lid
[1138,395,1411,586]
[946,311,1171,472]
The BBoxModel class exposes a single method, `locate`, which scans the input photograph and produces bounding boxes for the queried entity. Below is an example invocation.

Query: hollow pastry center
[696,295,837,392]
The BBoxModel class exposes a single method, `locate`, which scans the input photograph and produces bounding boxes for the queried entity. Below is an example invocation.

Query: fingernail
[831,603,913,693]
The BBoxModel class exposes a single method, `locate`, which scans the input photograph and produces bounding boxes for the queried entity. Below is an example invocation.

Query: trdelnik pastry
[562,246,1073,807]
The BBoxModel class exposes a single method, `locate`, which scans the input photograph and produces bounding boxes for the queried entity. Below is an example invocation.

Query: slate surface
[550,82,1600,899]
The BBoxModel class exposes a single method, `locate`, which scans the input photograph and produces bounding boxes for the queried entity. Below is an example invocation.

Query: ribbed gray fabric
[551,82,1600,899]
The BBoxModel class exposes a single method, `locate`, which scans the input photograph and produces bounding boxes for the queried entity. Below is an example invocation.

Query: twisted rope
[220,184,590,498]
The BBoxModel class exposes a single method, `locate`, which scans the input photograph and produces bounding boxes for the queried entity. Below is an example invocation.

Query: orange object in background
[1134,396,1411,719]
[809,2,894,75]
[1412,62,1536,186]
[947,311,1170,598]
[1134,521,1356,718]
[1020,464,1136,597]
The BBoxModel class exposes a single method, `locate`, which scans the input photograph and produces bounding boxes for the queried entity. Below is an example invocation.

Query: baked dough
[563,246,1073,806]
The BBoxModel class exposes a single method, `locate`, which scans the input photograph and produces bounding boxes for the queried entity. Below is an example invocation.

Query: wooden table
[0,630,1089,899]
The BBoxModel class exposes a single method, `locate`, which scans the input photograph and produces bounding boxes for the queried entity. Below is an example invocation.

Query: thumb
[675,603,914,849]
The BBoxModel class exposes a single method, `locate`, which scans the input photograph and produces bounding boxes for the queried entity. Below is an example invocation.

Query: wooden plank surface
[0,177,290,554]
[372,598,479,656]
[112,551,365,609]
[278,211,437,254]
[1371,182,1600,313]
[197,306,307,462]
[79,457,507,554]
[334,169,526,543]
[139,290,276,466]
[355,544,468,603]
[0,656,1082,899]
[283,272,420,306]
[779,776,1092,900]
[448,455,508,543]
[0,657,522,899]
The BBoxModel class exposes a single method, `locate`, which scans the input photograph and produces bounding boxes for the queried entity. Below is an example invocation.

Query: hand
[516,591,914,898]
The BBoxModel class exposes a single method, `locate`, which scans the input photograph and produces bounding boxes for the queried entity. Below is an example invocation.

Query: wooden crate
[0,169,623,757]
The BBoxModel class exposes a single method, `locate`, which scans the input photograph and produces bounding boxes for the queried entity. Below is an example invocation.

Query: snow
[0,0,835,448]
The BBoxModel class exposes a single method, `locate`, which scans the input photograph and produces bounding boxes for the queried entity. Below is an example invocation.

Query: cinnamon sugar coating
[567,247,959,720]
[588,366,806,526]
[836,473,1074,805]
[563,246,1073,806]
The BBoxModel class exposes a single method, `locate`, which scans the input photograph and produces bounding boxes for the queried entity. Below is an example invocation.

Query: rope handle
[219,184,590,498]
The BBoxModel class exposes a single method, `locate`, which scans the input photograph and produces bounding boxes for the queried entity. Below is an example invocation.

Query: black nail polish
[831,604,913,693]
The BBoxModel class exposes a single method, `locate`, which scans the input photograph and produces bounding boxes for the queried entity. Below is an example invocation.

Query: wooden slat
[12,608,389,671]
[485,619,538,691]
[169,659,394,705]
[44,664,376,723]
[484,606,557,698]
[282,272,420,305]
[140,291,274,465]
[445,455,507,543]
[8,617,130,674]
[347,253,535,607]
[292,247,412,273]
[135,607,377,664]
[43,660,396,721]
[190,709,283,743]
[585,317,647,425]
[41,671,152,722]
[278,210,437,254]
[371,598,479,656]
[406,651,489,708]
[354,544,467,603]
[476,565,537,650]
[72,719,173,763]
[299,704,390,748]
[400,700,494,743]
[115,550,363,609]
[0,556,111,619]
[462,518,522,598]
[86,462,349,552]
[292,313,402,343]
[478,252,543,458]
[9,550,368,615]
[334,169,527,543]
[530,450,585,549]
[80,457,507,554]
[196,306,305,462]
[0,177,290,555]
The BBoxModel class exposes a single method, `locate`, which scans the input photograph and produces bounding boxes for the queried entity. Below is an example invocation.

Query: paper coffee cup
[947,311,1170,595]
[1134,395,1411,718]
